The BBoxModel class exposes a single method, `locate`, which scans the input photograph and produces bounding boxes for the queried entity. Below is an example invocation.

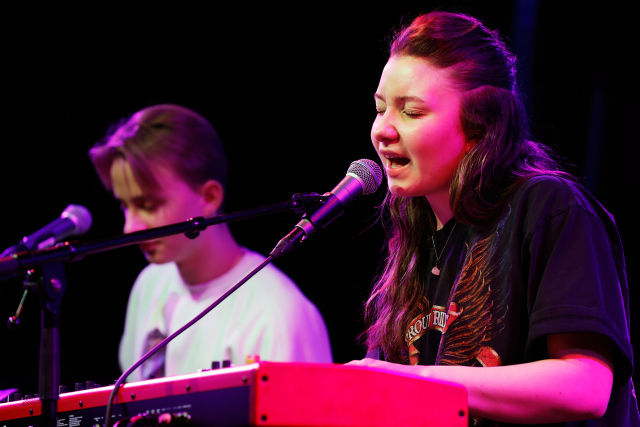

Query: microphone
[0,204,93,257]
[271,159,382,259]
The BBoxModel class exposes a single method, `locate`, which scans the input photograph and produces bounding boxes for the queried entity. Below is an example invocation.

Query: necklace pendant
[431,266,440,276]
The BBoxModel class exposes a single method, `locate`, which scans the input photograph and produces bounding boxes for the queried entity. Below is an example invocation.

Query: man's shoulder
[132,262,180,292]
[238,248,314,304]
[137,261,178,278]
[240,249,297,286]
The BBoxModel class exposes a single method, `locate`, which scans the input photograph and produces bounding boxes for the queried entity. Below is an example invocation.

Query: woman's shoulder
[517,173,581,198]
[507,174,619,242]
[512,174,606,217]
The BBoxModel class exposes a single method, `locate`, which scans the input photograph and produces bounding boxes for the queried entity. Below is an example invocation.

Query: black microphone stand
[0,192,326,427]
[38,263,65,427]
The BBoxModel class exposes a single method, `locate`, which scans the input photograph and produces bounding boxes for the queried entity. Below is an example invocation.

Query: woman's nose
[371,112,399,145]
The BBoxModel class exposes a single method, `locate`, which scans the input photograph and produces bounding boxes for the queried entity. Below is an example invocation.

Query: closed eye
[118,196,164,213]
[137,199,162,212]
[404,109,423,117]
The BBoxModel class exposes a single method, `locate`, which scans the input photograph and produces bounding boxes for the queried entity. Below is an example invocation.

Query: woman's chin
[388,182,412,198]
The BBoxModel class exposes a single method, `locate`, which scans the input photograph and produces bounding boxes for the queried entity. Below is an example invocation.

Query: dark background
[1,2,637,396]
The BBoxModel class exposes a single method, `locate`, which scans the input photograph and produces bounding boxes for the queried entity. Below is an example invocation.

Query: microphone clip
[290,192,330,214]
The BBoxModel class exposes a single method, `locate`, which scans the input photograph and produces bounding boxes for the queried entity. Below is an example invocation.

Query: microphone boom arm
[0,192,327,281]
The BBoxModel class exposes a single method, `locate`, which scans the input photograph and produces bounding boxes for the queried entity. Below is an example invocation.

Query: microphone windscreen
[61,204,93,235]
[347,159,383,195]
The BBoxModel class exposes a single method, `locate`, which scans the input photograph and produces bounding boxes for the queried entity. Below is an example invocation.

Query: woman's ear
[465,134,481,154]
[199,179,224,217]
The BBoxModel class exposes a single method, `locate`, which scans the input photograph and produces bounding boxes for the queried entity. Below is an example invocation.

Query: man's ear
[199,179,224,217]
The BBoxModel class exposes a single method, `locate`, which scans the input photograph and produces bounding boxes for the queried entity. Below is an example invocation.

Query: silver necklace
[431,223,456,276]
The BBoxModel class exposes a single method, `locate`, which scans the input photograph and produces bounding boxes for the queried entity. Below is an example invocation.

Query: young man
[90,104,332,381]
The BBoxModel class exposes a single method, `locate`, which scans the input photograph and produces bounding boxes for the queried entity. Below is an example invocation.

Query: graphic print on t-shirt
[407,212,510,369]
[140,328,167,380]
[406,299,461,366]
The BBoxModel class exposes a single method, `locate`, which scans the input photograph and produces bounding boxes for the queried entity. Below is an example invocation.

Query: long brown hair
[364,12,568,362]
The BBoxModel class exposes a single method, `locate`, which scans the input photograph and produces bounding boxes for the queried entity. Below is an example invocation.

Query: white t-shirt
[118,248,332,381]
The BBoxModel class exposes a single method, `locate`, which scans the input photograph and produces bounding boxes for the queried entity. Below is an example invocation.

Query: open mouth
[387,156,410,169]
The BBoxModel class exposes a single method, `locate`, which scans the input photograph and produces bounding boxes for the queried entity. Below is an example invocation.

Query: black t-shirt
[373,176,639,426]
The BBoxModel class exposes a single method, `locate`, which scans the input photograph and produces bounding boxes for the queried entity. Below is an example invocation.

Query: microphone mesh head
[61,204,93,235]
[348,159,383,195]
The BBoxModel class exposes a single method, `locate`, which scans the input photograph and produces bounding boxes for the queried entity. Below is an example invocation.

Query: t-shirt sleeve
[234,266,333,364]
[118,275,142,379]
[523,180,632,384]
[253,300,333,364]
[118,265,170,382]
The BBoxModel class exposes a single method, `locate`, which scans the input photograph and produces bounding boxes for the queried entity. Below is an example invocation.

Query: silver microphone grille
[347,159,383,195]
[61,204,93,235]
